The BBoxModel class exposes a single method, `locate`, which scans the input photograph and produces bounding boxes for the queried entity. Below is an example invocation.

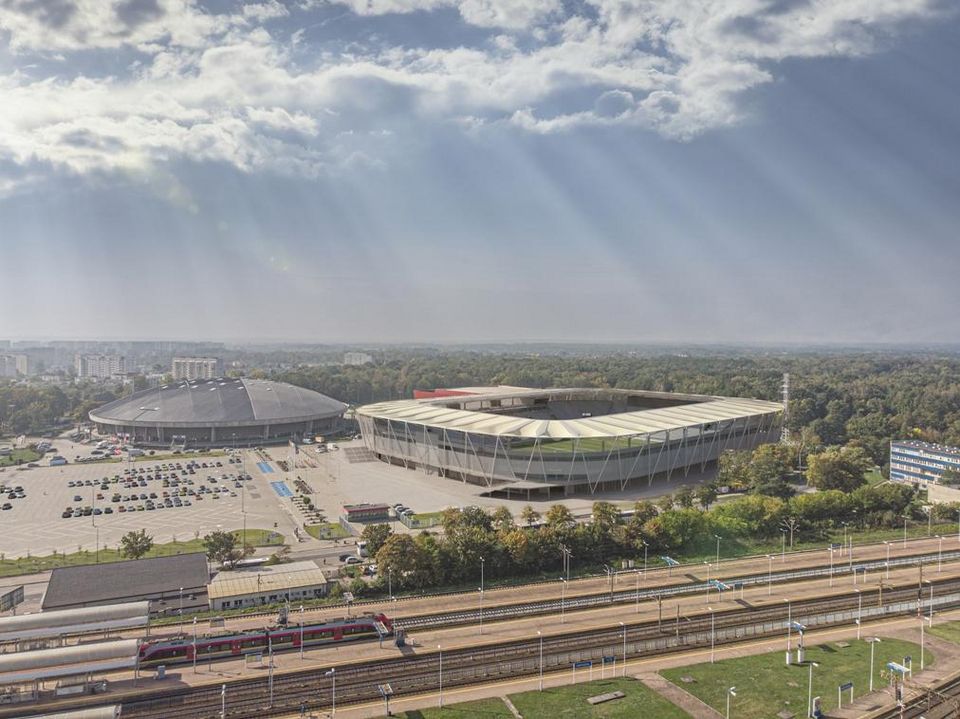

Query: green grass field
[673,522,960,566]
[661,638,930,718]
[928,620,960,646]
[386,678,690,718]
[305,523,350,540]
[0,448,41,467]
[0,528,283,578]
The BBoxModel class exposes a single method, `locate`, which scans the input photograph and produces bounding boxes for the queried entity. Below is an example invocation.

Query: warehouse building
[207,562,332,610]
[42,553,210,614]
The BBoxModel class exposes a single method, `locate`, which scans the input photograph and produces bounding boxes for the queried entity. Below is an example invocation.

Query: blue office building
[889,440,960,487]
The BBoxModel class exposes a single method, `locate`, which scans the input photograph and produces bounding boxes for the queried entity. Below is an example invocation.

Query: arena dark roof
[89,378,346,428]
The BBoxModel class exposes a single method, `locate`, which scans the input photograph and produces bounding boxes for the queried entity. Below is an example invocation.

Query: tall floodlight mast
[780,372,790,444]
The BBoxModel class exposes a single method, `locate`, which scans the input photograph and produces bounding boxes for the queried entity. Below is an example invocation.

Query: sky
[0,0,958,345]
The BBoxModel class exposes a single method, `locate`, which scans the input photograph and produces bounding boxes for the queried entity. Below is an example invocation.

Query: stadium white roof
[358,388,783,439]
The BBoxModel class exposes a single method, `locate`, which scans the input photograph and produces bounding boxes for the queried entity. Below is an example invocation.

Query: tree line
[353,442,945,597]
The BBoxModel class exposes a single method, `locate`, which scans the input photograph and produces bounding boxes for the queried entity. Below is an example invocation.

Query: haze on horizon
[1,1,958,346]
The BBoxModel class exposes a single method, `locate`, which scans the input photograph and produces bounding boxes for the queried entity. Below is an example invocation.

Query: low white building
[207,562,333,611]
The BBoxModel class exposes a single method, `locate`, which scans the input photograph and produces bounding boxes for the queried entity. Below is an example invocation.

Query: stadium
[356,387,783,496]
[89,378,346,448]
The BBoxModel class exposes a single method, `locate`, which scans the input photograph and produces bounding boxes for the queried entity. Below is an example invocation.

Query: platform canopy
[0,602,149,643]
[0,639,139,684]
[23,706,121,719]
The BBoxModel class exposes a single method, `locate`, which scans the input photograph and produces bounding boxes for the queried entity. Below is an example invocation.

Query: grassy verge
[928,621,960,646]
[306,523,350,540]
[386,677,691,718]
[661,637,929,718]
[135,450,226,462]
[0,448,41,467]
[0,528,284,578]
[673,522,960,566]
[235,529,285,546]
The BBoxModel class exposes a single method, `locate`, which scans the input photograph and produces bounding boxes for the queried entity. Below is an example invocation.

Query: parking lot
[0,449,301,558]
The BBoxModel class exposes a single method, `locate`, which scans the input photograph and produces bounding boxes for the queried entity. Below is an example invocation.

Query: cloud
[0,0,947,198]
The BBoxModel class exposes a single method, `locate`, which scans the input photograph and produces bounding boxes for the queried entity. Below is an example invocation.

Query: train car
[138,614,392,666]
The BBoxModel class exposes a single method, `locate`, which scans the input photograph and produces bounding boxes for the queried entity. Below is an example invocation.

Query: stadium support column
[210,427,216,444]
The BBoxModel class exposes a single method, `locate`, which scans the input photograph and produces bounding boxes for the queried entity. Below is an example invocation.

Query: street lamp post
[829,548,834,588]
[885,541,890,580]
[538,630,543,691]
[619,621,626,677]
[855,589,862,640]
[192,617,198,673]
[868,638,881,692]
[715,535,722,566]
[938,535,943,573]
[635,570,640,614]
[785,598,792,666]
[438,645,443,708]
[903,516,908,547]
[179,587,183,632]
[726,686,736,719]
[807,661,819,718]
[781,530,786,562]
[325,668,336,717]
[921,615,926,671]
[299,605,304,660]
[767,555,773,596]
[709,607,716,664]
[220,684,226,719]
[479,587,484,635]
[560,578,567,624]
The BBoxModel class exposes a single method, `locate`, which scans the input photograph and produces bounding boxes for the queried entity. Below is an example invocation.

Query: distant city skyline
[1,1,958,344]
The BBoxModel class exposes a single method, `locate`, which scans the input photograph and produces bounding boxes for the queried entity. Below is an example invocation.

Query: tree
[119,529,153,560]
[717,450,752,489]
[203,530,253,568]
[545,504,574,529]
[674,485,695,509]
[375,534,430,589]
[806,445,872,493]
[520,505,541,527]
[941,468,960,487]
[491,506,515,533]
[695,482,719,510]
[360,523,392,556]
[590,501,621,532]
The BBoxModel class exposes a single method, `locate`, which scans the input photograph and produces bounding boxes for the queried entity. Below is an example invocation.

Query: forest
[277,351,960,466]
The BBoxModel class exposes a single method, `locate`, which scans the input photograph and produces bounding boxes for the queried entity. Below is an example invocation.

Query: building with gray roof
[42,553,211,613]
[89,377,346,447]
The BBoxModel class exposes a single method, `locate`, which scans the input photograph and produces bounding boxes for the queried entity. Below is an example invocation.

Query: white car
[344,556,362,565]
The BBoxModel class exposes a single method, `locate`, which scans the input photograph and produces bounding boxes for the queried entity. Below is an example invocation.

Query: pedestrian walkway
[639,671,723,718]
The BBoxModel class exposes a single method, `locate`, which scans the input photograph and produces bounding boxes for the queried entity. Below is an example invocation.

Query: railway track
[871,670,960,719]
[140,536,959,632]
[394,548,960,631]
[84,576,960,719]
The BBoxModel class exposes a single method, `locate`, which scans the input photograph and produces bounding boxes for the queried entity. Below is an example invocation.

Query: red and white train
[138,614,392,666]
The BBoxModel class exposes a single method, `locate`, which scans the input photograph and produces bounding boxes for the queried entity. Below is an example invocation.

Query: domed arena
[89,378,346,448]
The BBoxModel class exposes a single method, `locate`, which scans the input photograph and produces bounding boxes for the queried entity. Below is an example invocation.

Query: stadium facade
[357,387,783,495]
[89,378,346,448]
